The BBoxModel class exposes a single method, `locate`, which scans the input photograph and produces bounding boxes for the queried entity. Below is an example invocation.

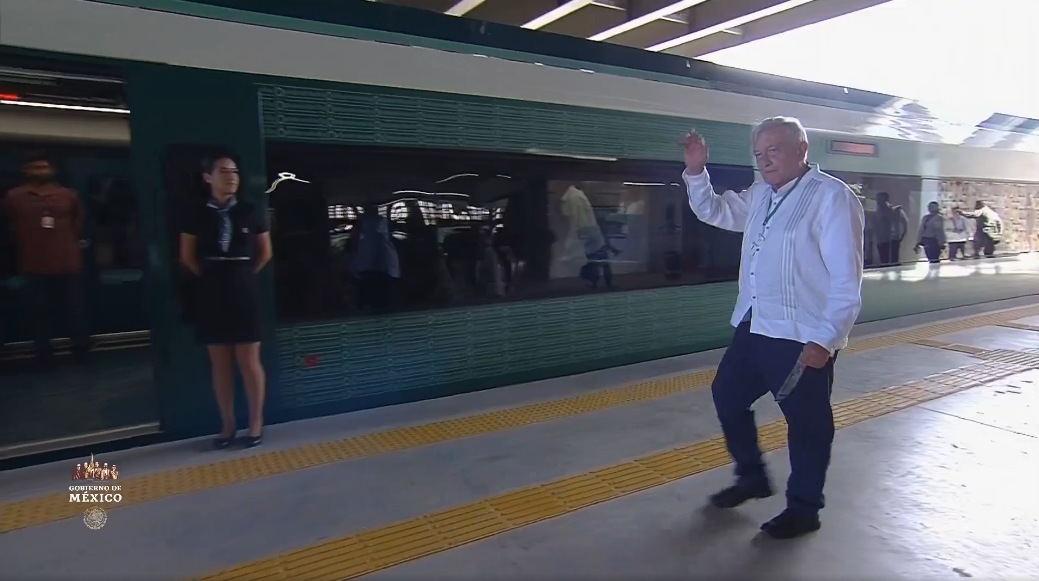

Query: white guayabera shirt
[683,164,865,354]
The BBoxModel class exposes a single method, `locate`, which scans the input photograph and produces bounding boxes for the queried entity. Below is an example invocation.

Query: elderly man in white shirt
[682,117,864,539]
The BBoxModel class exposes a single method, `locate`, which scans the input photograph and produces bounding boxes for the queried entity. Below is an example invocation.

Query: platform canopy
[371,0,892,57]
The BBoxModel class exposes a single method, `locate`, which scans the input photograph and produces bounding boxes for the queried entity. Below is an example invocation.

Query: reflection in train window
[265,143,755,323]
[85,174,143,271]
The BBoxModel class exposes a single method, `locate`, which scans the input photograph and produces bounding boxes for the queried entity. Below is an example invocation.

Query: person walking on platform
[871,192,907,266]
[179,155,273,449]
[945,207,970,260]
[957,201,1002,259]
[681,117,864,539]
[914,201,946,263]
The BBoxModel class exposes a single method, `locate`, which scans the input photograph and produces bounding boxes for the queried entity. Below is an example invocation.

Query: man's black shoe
[708,482,773,509]
[760,509,821,539]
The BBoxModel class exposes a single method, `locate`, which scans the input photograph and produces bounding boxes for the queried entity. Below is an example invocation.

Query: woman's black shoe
[213,434,235,449]
[243,432,263,448]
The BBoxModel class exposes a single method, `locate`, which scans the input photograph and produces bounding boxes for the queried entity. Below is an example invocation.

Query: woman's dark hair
[200,152,240,175]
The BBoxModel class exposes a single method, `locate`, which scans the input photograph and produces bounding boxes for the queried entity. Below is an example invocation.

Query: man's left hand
[800,342,830,369]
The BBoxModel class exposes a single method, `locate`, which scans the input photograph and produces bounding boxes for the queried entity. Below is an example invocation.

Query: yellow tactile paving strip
[2,305,1038,535]
[192,358,1031,581]
[910,339,990,355]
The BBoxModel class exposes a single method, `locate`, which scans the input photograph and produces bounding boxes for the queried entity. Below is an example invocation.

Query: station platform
[1,296,1038,580]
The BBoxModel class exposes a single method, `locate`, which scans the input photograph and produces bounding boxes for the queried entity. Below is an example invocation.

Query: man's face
[24,160,54,183]
[929,203,939,215]
[753,127,808,188]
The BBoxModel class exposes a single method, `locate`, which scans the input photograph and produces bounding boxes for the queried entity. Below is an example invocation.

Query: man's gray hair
[751,116,809,146]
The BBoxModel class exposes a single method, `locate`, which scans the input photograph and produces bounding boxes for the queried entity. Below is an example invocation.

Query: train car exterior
[2,0,1038,458]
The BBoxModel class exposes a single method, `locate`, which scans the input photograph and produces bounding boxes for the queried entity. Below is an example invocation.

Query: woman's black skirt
[193,262,263,346]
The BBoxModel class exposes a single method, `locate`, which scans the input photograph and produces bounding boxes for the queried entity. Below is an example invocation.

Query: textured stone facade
[937,181,1039,252]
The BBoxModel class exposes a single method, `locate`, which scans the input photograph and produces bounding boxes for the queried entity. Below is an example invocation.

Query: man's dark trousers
[712,320,837,515]
[27,274,88,361]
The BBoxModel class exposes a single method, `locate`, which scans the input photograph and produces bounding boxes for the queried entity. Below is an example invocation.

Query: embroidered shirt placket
[746,171,806,310]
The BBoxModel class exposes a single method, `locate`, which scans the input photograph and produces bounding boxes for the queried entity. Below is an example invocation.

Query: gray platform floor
[0,301,1037,581]
[374,373,1038,581]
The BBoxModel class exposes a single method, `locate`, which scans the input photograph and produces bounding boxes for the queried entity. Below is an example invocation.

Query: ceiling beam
[523,0,597,30]
[648,0,815,51]
[589,0,710,41]
[445,0,489,16]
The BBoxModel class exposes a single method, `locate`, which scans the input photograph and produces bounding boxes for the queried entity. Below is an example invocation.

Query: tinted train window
[265,143,753,322]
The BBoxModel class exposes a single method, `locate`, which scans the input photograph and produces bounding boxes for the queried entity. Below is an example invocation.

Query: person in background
[681,117,864,539]
[1,151,89,365]
[350,203,400,311]
[914,202,946,263]
[945,206,970,260]
[179,155,272,449]
[958,201,1002,258]
[872,192,908,266]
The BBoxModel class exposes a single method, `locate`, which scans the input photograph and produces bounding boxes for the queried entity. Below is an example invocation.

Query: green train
[1,0,1037,462]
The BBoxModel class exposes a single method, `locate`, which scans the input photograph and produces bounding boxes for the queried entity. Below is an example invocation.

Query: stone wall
[937,181,1039,253]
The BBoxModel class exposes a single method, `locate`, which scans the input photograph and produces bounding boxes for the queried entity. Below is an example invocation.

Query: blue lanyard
[762,170,808,227]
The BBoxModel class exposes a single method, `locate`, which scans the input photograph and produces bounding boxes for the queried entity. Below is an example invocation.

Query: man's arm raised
[681,130,754,233]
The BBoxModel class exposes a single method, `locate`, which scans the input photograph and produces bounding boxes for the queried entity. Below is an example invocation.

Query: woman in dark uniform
[179,155,272,449]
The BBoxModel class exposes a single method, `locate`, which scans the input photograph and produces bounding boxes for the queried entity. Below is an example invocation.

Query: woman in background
[915,201,946,263]
[179,155,272,449]
[945,206,970,260]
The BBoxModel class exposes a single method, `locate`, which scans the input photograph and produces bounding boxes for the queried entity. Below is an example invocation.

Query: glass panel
[266,143,753,322]
[832,171,922,268]
[0,139,156,455]
[834,170,1037,266]
[933,180,1039,256]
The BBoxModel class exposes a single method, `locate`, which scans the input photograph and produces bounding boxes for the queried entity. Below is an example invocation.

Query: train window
[264,143,753,323]
[0,140,156,454]
[86,174,143,270]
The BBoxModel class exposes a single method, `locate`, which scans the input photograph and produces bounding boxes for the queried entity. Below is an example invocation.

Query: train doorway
[0,57,159,459]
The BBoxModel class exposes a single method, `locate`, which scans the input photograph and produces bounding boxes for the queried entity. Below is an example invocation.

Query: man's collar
[208,195,238,210]
[770,164,816,195]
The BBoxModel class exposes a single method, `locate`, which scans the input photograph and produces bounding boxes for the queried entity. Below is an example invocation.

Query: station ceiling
[371,0,892,57]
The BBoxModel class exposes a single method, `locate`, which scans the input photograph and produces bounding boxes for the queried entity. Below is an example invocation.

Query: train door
[0,59,159,459]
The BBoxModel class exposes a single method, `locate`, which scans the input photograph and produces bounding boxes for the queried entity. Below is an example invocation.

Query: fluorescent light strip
[0,99,130,114]
[589,0,710,41]
[648,0,815,52]
[523,0,596,30]
[445,0,488,16]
